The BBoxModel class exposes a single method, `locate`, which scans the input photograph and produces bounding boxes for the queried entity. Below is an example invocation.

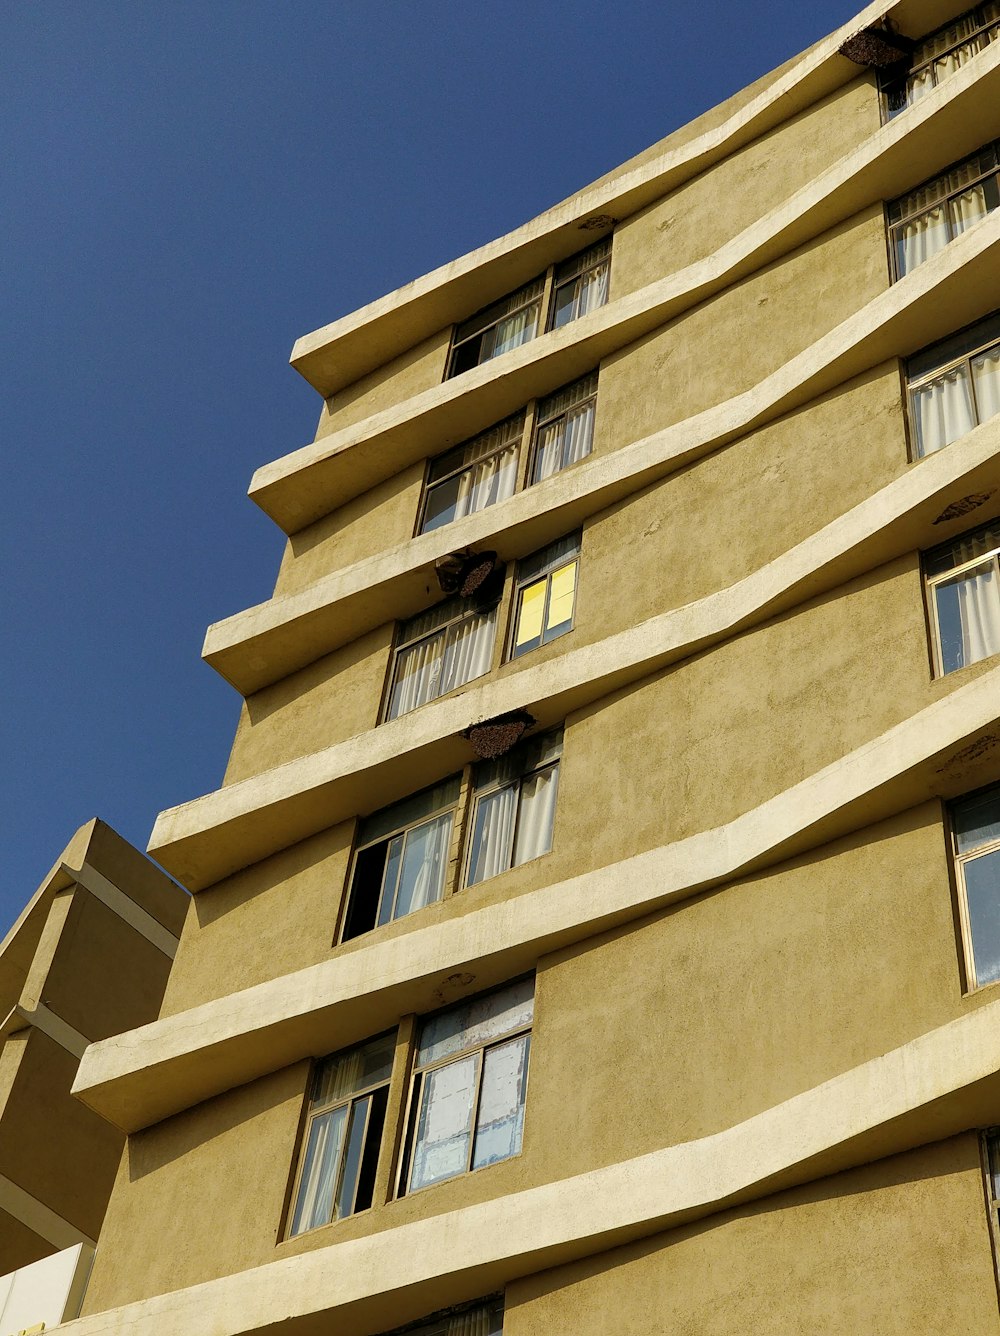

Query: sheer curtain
[389,610,496,719]
[951,182,991,235]
[482,304,540,361]
[898,204,950,273]
[512,765,559,866]
[290,1105,348,1234]
[912,366,977,454]
[447,1308,497,1336]
[973,345,1000,421]
[449,447,518,522]
[532,399,596,482]
[467,785,518,885]
[577,260,610,317]
[394,812,452,918]
[956,562,1000,666]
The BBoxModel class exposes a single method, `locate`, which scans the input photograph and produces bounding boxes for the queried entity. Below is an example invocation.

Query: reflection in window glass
[951,784,1000,988]
[402,979,534,1194]
[288,1032,395,1236]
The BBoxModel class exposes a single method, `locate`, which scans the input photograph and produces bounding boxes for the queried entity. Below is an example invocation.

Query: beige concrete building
[0,820,185,1330]
[49,0,1000,1329]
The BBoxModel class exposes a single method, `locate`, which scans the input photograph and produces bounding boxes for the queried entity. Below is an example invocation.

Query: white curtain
[912,366,976,454]
[290,1104,348,1234]
[898,204,950,274]
[576,260,610,317]
[951,183,991,236]
[482,304,539,361]
[450,446,518,522]
[394,812,452,917]
[512,764,559,866]
[956,562,1000,667]
[973,346,1000,422]
[904,14,986,107]
[467,785,518,885]
[390,610,496,719]
[532,399,596,483]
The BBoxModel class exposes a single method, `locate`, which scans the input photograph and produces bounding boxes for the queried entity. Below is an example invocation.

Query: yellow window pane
[515,578,547,649]
[546,561,577,632]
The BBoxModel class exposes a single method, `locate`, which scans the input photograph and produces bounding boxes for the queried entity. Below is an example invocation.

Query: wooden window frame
[507,536,581,661]
[924,519,1000,676]
[395,980,534,1198]
[948,783,1000,991]
[445,236,612,380]
[337,779,462,944]
[906,313,1000,458]
[462,730,564,889]
[284,1033,395,1238]
[382,595,499,723]
[880,3,1000,121]
[887,141,1000,281]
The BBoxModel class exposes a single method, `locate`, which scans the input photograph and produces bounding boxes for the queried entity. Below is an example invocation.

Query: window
[982,1130,1000,1279]
[510,534,580,659]
[529,372,598,484]
[888,141,1000,278]
[287,1031,395,1236]
[549,239,611,329]
[420,415,523,534]
[386,595,498,720]
[907,311,1000,456]
[446,238,611,378]
[882,3,1000,118]
[951,784,1000,988]
[925,519,1000,674]
[465,729,562,886]
[380,1298,504,1336]
[399,978,533,1194]
[341,777,460,941]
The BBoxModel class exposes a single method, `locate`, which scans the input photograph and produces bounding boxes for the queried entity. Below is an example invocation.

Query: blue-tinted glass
[377,833,404,926]
[964,848,1000,984]
[334,1095,370,1219]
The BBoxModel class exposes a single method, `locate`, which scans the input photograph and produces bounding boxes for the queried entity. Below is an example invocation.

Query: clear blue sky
[1,0,861,930]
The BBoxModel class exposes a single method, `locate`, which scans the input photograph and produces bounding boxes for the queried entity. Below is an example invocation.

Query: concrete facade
[60,2,1000,1330]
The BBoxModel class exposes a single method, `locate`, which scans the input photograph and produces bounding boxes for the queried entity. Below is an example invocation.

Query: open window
[287,1031,395,1236]
[341,777,461,941]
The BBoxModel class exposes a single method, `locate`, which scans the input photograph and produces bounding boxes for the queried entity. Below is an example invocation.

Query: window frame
[445,236,612,381]
[906,312,1000,459]
[887,141,1000,282]
[924,519,1000,675]
[980,1128,1000,1295]
[284,1031,396,1238]
[527,373,599,486]
[948,782,1000,992]
[338,777,462,943]
[462,729,563,888]
[546,237,612,333]
[383,594,499,723]
[880,3,1000,121]
[396,978,534,1198]
[417,414,525,536]
[507,535,581,660]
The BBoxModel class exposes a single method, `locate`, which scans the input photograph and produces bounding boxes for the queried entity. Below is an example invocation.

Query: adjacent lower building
[48,0,1000,1330]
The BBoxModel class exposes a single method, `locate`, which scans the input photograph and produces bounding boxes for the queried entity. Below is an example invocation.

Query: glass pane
[925,521,1000,577]
[312,1032,396,1105]
[552,279,581,329]
[466,784,518,887]
[409,1055,477,1190]
[964,848,1000,985]
[422,474,464,533]
[544,561,577,639]
[954,786,1000,853]
[377,833,404,926]
[512,764,559,867]
[357,775,461,848]
[895,205,950,276]
[418,976,535,1067]
[290,1103,348,1235]
[972,344,1000,424]
[393,811,452,919]
[472,1035,530,1170]
[912,365,976,455]
[934,562,1000,673]
[334,1095,370,1219]
[514,578,547,655]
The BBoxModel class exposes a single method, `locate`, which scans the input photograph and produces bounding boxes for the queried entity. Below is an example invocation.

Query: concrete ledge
[86,656,1000,1130]
[158,366,1000,893]
[217,153,1000,693]
[253,41,1000,532]
[67,1001,1000,1335]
